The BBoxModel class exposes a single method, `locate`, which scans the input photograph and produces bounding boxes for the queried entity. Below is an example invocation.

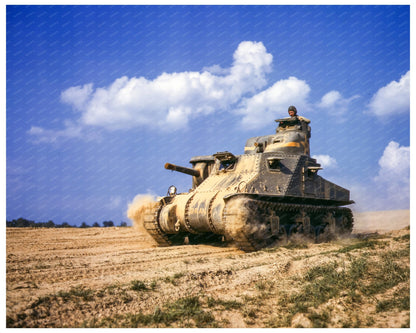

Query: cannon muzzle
[165,163,201,177]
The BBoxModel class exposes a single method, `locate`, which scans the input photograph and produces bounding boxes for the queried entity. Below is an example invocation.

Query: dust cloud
[224,198,273,245]
[223,197,250,240]
[127,194,158,232]
[353,210,409,233]
[224,197,328,248]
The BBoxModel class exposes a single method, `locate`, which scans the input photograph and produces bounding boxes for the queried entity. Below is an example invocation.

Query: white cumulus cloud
[28,121,86,143]
[352,141,410,211]
[312,154,337,169]
[317,90,359,118]
[66,41,272,132]
[29,41,276,142]
[60,83,94,112]
[367,71,410,117]
[237,76,311,129]
[28,41,320,142]
[374,141,410,184]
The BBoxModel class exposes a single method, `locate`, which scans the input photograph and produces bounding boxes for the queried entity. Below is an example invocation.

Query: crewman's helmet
[288,105,297,115]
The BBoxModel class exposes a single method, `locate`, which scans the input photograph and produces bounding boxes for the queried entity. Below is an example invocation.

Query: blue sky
[5,4,411,226]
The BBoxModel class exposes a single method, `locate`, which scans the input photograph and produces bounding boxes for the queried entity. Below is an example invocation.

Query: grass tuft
[83,295,216,328]
[57,286,94,301]
[130,280,147,291]
[206,296,242,310]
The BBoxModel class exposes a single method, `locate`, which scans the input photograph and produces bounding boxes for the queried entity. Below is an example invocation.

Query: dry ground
[6,210,410,328]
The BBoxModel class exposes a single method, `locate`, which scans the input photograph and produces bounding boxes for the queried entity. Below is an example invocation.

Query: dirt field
[6,210,410,328]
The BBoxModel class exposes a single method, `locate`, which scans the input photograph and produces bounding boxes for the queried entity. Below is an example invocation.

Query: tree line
[6,218,129,228]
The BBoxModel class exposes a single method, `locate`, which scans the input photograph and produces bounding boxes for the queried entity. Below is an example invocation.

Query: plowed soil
[6,210,410,328]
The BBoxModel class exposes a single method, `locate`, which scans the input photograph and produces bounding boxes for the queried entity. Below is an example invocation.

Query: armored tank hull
[142,117,354,251]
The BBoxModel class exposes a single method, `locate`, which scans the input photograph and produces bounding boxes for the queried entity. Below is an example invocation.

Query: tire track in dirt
[7,246,242,286]
[6,227,245,321]
[6,210,410,328]
[7,226,243,290]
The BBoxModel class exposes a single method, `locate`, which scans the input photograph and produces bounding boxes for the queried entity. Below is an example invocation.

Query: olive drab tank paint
[143,116,354,251]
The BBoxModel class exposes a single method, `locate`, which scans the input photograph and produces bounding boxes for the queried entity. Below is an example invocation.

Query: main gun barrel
[165,163,200,177]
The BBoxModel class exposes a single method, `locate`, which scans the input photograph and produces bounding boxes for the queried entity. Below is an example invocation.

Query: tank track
[143,198,353,251]
[143,202,171,246]
[223,199,354,251]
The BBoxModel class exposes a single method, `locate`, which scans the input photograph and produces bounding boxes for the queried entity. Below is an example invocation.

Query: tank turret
[142,116,354,251]
[245,117,311,155]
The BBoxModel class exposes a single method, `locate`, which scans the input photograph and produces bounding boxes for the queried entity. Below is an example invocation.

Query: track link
[143,198,354,252]
[143,202,171,247]
[224,199,354,251]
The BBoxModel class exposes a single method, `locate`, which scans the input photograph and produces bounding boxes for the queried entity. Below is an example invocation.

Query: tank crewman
[287,105,310,123]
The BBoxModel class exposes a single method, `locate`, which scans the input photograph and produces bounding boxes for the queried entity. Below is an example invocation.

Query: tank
[143,116,354,251]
